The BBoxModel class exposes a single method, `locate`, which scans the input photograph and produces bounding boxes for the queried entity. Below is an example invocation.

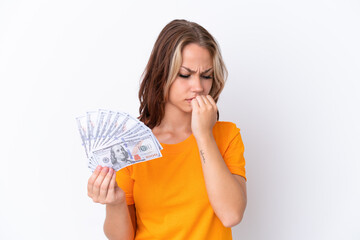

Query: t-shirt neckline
[160,133,195,151]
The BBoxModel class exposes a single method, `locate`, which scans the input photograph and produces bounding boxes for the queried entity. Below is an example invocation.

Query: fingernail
[109,168,113,174]
[96,165,101,171]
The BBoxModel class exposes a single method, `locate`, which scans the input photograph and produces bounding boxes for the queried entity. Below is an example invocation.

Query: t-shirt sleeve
[223,125,247,182]
[115,166,135,205]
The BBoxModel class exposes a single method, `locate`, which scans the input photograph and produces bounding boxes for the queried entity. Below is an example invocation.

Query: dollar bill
[76,115,89,158]
[120,123,163,150]
[92,109,108,149]
[96,111,123,147]
[76,109,163,172]
[91,133,162,171]
[101,114,132,146]
[86,111,97,152]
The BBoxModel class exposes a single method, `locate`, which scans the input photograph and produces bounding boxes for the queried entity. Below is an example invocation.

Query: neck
[157,103,192,133]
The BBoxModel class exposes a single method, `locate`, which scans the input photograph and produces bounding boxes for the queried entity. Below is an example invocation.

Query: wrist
[194,131,214,144]
[106,198,127,208]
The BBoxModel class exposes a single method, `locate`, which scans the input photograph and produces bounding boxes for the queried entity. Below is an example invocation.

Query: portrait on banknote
[110,143,132,169]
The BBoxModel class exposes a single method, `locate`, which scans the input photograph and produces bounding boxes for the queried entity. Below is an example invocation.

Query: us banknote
[92,134,162,171]
[76,109,163,172]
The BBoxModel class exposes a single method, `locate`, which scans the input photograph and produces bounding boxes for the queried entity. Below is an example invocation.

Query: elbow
[103,224,115,240]
[221,213,244,228]
[103,223,127,240]
[213,190,248,228]
[218,201,247,228]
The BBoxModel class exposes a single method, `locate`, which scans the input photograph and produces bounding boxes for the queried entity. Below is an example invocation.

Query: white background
[0,0,359,239]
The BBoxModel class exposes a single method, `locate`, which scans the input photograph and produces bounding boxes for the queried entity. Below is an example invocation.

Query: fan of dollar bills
[76,109,163,172]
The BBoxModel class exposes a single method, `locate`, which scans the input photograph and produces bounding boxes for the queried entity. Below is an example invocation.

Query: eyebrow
[181,66,213,74]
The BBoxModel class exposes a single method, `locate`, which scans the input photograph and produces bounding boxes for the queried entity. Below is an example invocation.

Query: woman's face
[167,43,213,113]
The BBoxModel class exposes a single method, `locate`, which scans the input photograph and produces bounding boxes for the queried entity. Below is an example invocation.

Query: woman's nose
[191,75,204,93]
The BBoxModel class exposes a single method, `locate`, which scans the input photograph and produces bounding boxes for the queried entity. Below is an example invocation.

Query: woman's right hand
[87,166,126,205]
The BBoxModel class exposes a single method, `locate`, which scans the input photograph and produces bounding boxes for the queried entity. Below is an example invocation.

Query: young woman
[87,19,247,239]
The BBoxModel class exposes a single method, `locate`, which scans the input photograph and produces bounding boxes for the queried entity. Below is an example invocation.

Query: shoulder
[212,121,243,155]
[213,121,240,137]
[212,121,241,145]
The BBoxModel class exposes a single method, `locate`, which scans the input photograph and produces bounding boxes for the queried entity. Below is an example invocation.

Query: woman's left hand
[191,95,217,140]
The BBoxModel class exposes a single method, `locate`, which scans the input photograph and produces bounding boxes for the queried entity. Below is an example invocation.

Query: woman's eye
[179,74,190,78]
[179,74,212,79]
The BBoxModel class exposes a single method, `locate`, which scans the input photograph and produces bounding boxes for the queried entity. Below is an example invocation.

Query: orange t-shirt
[116,121,247,239]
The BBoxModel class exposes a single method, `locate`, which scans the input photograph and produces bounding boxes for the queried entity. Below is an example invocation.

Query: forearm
[196,133,247,227]
[104,200,134,240]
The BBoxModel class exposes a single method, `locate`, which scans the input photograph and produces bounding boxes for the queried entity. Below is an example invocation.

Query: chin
[176,104,192,114]
[169,101,193,114]
[183,106,193,113]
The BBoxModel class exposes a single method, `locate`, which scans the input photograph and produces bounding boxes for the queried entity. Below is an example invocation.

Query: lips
[185,98,194,104]
[186,96,196,101]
